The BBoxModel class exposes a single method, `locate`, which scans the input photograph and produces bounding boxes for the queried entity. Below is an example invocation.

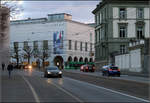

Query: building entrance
[53,56,64,69]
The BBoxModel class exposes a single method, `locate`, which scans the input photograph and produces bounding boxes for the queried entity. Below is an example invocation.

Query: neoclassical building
[10,13,95,68]
[92,0,150,68]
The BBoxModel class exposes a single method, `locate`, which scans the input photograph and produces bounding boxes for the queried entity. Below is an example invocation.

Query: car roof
[46,66,58,69]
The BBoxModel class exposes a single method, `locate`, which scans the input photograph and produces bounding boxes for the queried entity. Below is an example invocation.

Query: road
[64,69,149,84]
[1,69,149,102]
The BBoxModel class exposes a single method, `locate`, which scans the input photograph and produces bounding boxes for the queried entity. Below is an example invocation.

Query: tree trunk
[28,55,30,64]
[42,58,45,69]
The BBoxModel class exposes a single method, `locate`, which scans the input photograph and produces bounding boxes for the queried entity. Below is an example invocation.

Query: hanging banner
[53,31,64,54]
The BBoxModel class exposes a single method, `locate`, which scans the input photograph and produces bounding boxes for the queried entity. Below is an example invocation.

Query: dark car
[102,65,120,77]
[80,65,95,72]
[44,66,62,78]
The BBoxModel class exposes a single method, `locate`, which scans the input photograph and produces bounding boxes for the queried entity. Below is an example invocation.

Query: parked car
[102,65,120,77]
[44,66,62,78]
[80,65,95,72]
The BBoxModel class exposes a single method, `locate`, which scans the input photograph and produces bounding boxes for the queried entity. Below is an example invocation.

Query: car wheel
[59,75,62,78]
[44,74,47,78]
[117,74,120,77]
[107,73,110,77]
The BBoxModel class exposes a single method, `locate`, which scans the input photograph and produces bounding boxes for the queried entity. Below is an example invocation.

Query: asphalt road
[1,69,150,103]
[64,69,149,84]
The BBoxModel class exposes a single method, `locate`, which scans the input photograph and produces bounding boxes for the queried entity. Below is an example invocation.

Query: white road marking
[21,75,40,103]
[50,80,83,103]
[65,77,150,103]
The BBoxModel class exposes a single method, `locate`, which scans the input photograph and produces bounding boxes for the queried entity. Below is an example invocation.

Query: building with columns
[92,0,150,68]
[10,13,95,69]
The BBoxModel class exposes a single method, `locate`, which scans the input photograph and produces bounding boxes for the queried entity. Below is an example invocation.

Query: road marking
[65,77,150,103]
[50,80,83,103]
[21,75,40,103]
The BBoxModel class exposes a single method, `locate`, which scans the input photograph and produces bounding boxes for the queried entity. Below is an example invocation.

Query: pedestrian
[7,62,14,78]
[2,62,5,71]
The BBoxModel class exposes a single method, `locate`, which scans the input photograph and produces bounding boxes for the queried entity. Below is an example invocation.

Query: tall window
[33,41,38,50]
[120,45,126,54]
[80,42,82,51]
[69,40,72,50]
[119,25,127,38]
[24,41,28,49]
[43,40,48,50]
[85,42,88,51]
[101,27,105,39]
[74,41,77,50]
[137,26,144,39]
[137,8,144,19]
[14,42,18,48]
[95,31,97,43]
[97,13,99,25]
[119,8,126,19]
[90,43,92,52]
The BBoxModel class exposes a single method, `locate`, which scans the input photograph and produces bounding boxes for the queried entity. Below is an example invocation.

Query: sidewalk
[64,69,150,84]
[0,69,35,102]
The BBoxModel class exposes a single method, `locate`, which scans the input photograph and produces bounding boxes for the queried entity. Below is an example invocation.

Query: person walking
[2,62,5,71]
[7,63,13,78]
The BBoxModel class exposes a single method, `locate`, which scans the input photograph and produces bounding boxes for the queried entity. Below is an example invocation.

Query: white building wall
[66,21,95,61]
[127,8,136,19]
[115,49,142,72]
[113,7,119,19]
[144,8,150,19]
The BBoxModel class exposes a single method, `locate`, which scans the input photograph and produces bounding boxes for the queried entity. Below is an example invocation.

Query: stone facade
[92,0,150,69]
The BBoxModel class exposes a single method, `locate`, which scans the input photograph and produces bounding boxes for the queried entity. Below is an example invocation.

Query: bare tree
[0,0,23,19]
[35,49,50,69]
[23,46,33,64]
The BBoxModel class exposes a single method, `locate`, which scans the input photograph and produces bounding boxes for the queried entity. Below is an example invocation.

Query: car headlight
[48,72,51,74]
[28,65,32,69]
[59,71,62,74]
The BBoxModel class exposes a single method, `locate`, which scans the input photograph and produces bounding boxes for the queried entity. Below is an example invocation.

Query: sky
[9,1,100,23]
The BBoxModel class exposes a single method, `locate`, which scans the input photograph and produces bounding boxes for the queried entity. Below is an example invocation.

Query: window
[97,13,99,25]
[80,42,82,51]
[69,40,72,50]
[43,40,48,50]
[99,29,101,40]
[90,43,92,52]
[74,41,77,50]
[14,42,18,48]
[119,8,126,19]
[85,42,88,51]
[90,33,92,42]
[137,26,144,39]
[120,45,126,54]
[137,8,144,19]
[33,41,38,50]
[119,25,127,38]
[97,30,99,42]
[101,27,105,39]
[24,41,28,49]
[95,31,97,43]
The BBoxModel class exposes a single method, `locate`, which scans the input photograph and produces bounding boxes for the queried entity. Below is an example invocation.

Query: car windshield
[110,67,118,70]
[47,67,58,70]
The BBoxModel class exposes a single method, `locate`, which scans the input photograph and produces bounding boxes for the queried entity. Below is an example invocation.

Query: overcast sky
[11,1,100,23]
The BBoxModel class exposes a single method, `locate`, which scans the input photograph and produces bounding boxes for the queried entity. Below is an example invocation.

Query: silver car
[44,66,62,78]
